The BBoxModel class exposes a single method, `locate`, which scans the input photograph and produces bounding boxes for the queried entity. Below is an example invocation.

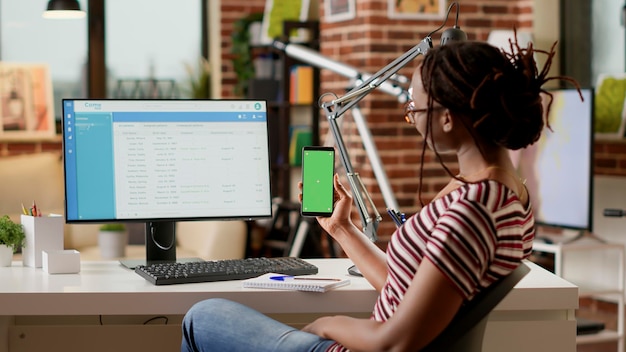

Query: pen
[31,201,38,217]
[269,276,342,282]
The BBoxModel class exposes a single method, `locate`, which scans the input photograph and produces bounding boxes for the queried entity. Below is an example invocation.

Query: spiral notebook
[242,273,350,293]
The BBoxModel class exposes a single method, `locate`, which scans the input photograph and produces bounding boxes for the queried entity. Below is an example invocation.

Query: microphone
[603,208,626,217]
[440,2,467,46]
[440,26,467,45]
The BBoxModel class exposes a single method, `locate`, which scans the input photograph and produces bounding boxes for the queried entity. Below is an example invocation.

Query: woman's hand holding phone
[298,174,354,239]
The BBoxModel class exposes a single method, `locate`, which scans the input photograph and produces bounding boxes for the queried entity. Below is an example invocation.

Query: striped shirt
[327,180,535,352]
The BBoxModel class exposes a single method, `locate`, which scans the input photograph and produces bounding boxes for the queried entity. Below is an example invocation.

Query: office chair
[421,262,531,352]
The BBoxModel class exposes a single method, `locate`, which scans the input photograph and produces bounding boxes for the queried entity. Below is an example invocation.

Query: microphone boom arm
[319,38,433,241]
[273,36,433,241]
[322,37,433,117]
[272,2,459,241]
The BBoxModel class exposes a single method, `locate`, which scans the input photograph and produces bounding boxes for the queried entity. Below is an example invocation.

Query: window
[591,0,625,85]
[105,0,202,99]
[0,0,88,121]
[0,0,205,126]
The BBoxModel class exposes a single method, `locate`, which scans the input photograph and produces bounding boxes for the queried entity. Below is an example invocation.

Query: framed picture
[388,0,446,20]
[325,0,356,23]
[259,0,311,45]
[0,63,55,139]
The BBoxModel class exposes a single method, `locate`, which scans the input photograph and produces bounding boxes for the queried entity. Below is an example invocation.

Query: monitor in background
[513,88,593,235]
[62,99,272,268]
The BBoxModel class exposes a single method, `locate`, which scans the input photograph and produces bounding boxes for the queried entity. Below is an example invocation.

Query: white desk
[0,258,577,352]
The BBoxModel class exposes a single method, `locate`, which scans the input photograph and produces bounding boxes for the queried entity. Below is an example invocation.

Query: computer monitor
[61,99,272,267]
[514,88,594,232]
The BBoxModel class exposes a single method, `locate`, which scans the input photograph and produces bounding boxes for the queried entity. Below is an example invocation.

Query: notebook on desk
[242,273,350,292]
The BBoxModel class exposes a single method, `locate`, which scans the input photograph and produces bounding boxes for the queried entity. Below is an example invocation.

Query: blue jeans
[181,298,337,352]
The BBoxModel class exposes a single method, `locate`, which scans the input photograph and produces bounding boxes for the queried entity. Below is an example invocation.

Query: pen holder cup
[21,214,64,268]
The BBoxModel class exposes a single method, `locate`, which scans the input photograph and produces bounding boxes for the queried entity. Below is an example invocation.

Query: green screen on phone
[302,147,334,216]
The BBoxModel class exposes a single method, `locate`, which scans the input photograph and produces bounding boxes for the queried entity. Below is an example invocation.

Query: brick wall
[219,1,626,246]
[220,1,267,98]
[2,1,625,250]
[595,139,626,176]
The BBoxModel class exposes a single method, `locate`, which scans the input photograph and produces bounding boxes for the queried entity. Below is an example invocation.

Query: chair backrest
[421,262,531,352]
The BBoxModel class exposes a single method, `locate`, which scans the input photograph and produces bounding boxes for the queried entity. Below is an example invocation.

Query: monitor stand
[119,257,203,270]
[119,221,203,269]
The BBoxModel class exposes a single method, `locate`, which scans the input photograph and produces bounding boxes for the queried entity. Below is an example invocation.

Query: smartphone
[301,146,335,217]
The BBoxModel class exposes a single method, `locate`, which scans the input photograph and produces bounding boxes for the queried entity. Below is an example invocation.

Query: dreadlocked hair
[420,34,581,151]
[413,33,581,206]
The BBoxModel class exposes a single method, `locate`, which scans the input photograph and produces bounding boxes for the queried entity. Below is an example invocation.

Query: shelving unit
[254,21,328,258]
[533,235,625,351]
[246,20,320,201]
[271,20,320,201]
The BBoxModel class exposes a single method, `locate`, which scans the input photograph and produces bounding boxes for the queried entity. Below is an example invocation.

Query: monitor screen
[513,88,593,232]
[62,99,272,266]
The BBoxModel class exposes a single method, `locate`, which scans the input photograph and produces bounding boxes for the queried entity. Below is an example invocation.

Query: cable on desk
[143,316,169,325]
[98,315,169,325]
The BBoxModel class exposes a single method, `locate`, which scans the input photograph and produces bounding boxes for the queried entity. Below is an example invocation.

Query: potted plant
[0,215,26,266]
[231,12,264,96]
[98,223,128,259]
[183,56,212,99]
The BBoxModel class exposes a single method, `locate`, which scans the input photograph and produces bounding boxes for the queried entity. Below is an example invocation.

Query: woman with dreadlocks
[181,37,580,352]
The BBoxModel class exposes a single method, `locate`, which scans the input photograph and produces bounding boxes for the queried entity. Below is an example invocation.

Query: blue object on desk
[387,208,406,227]
[269,275,342,282]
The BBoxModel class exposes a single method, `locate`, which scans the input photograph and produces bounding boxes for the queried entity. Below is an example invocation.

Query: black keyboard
[134,257,319,285]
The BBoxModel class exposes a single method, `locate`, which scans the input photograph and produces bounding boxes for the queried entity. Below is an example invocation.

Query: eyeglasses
[404,102,445,124]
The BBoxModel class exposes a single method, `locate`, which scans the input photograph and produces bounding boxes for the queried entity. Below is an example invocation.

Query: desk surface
[0,258,577,316]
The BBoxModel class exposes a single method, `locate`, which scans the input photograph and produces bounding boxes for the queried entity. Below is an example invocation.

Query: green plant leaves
[231,13,264,96]
[0,215,25,252]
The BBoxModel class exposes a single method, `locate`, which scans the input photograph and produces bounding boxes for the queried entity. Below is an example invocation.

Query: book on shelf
[289,65,313,104]
[242,273,350,292]
[288,125,312,166]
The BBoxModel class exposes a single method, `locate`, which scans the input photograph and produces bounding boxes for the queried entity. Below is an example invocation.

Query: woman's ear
[441,109,453,133]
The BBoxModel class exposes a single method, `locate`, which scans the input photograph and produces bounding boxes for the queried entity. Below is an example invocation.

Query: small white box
[21,214,64,268]
[43,250,80,274]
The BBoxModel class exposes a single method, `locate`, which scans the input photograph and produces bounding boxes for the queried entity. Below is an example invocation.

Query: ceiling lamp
[42,0,86,19]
